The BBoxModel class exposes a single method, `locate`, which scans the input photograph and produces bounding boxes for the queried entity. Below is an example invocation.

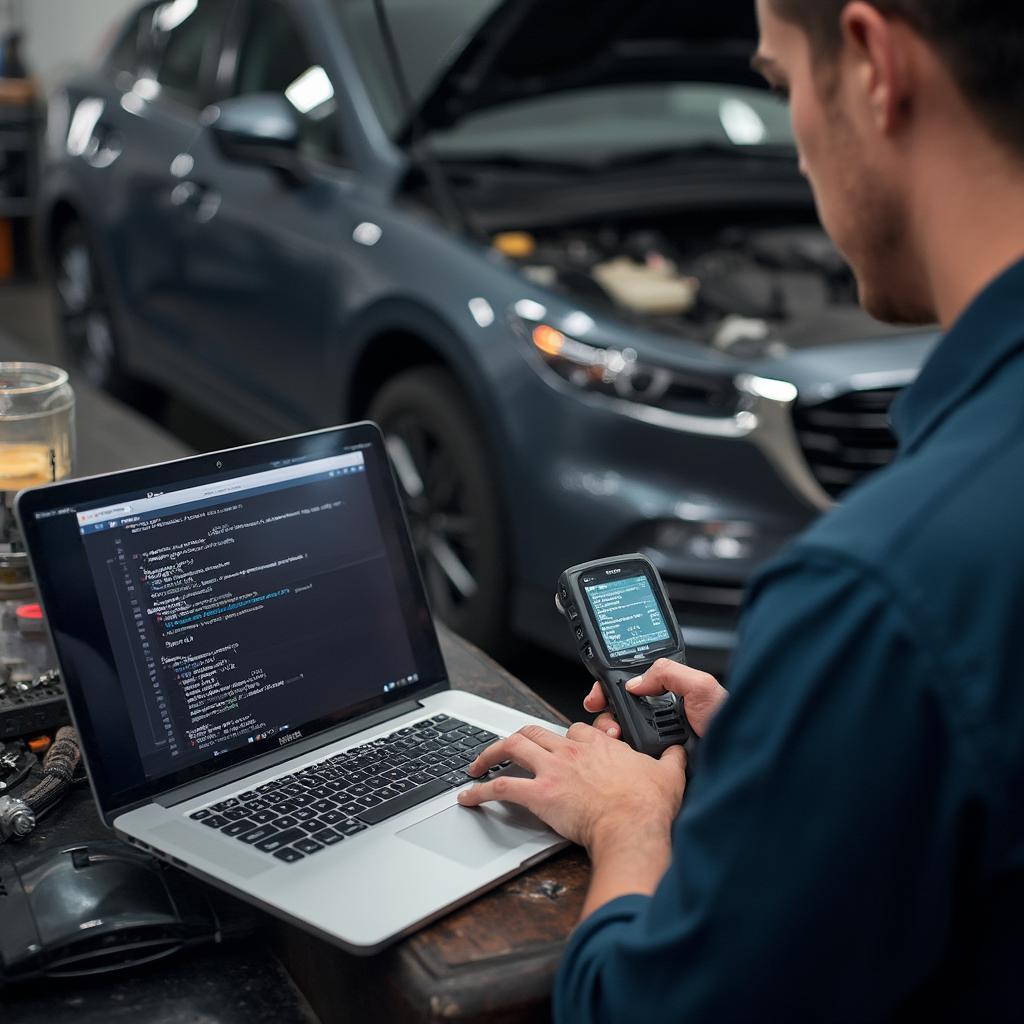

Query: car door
[108,0,235,374]
[165,0,358,433]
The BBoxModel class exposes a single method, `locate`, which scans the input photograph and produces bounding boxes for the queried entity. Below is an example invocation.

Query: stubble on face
[815,89,935,325]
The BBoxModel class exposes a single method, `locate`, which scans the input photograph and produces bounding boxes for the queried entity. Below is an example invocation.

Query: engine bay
[492,217,896,357]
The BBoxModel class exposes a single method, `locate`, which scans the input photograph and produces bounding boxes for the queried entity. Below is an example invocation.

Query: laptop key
[389,779,415,794]
[356,778,451,826]
[318,810,345,826]
[310,798,337,814]
[239,825,279,845]
[293,807,319,822]
[294,837,325,855]
[211,798,240,812]
[273,847,305,863]
[408,772,435,786]
[355,793,383,807]
[274,814,300,830]
[201,814,230,828]
[222,806,250,822]
[345,782,371,797]
[311,828,345,846]
[274,799,300,814]
[336,800,364,816]
[337,819,368,836]
[442,771,474,788]
[190,808,212,821]
[222,819,258,837]
[298,819,324,834]
[256,828,307,853]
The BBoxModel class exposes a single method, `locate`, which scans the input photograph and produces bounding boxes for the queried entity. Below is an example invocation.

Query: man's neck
[912,141,1024,330]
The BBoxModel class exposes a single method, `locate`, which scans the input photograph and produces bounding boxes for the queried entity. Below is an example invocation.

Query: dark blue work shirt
[555,258,1024,1022]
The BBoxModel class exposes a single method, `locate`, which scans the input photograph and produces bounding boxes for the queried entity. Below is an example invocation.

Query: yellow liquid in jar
[0,443,65,491]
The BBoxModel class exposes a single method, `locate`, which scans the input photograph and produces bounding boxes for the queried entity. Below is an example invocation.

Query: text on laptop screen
[76,451,425,781]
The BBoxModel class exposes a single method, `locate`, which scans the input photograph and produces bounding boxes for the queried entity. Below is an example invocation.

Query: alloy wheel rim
[384,423,480,622]
[56,241,116,387]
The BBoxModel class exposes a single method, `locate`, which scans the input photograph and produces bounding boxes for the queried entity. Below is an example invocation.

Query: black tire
[368,367,510,655]
[52,221,165,410]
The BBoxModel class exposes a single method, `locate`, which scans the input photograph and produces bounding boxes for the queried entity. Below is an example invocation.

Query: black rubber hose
[23,726,80,818]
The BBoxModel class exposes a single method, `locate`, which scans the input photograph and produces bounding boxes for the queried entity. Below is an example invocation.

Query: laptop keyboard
[187,714,509,864]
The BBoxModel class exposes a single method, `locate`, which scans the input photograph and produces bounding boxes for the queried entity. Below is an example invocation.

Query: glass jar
[0,363,75,595]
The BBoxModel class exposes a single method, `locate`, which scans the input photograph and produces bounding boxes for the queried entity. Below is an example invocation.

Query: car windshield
[330,0,794,163]
[425,85,793,166]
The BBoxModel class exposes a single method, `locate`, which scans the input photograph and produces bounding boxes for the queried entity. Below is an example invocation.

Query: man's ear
[839,1,913,136]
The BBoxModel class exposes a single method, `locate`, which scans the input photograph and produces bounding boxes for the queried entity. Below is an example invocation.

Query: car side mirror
[205,94,308,185]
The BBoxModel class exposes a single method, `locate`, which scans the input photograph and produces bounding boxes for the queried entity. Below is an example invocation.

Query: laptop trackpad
[397,803,553,868]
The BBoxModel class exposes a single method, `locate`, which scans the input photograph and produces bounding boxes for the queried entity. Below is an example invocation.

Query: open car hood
[405,0,764,139]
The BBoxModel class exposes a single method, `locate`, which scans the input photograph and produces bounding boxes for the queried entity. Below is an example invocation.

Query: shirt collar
[889,257,1024,453]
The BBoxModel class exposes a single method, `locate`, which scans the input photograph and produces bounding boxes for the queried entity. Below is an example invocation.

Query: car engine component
[0,726,80,845]
[495,218,892,357]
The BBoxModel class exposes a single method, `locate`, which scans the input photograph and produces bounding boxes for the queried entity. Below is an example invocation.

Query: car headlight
[524,321,740,419]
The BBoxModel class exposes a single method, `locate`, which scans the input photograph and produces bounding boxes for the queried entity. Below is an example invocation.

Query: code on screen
[585,575,673,657]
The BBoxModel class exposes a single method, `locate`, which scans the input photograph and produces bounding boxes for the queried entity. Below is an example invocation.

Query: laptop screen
[18,424,447,815]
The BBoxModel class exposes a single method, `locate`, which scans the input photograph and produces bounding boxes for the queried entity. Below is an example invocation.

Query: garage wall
[2,0,138,92]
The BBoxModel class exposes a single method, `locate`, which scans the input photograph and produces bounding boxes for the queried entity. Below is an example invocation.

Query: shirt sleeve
[554,549,984,1024]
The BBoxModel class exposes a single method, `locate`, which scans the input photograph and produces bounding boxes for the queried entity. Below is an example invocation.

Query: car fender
[335,295,519,539]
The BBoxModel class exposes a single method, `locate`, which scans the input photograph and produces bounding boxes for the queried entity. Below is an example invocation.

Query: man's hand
[457,722,685,853]
[584,659,727,741]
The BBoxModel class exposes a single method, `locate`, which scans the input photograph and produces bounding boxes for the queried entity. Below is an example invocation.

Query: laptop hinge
[155,696,432,808]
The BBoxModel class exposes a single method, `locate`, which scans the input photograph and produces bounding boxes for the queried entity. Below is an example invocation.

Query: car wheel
[368,367,510,655]
[53,221,163,408]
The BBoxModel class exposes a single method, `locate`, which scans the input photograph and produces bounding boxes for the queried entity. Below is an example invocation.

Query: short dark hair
[771,0,1024,155]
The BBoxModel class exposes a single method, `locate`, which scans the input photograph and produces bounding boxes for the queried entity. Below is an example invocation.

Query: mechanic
[457,1,1024,1019]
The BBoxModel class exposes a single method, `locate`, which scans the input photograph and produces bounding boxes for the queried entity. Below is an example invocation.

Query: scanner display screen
[584,574,674,658]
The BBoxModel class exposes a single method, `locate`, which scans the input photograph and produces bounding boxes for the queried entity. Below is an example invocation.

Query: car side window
[155,0,230,109]
[106,7,152,75]
[233,0,341,161]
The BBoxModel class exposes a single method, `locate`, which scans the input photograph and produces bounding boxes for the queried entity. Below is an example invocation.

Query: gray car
[38,0,934,670]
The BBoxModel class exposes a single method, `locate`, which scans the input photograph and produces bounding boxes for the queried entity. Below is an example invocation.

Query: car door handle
[170,180,221,222]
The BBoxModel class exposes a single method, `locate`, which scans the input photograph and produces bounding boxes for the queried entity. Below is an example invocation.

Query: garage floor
[0,281,589,723]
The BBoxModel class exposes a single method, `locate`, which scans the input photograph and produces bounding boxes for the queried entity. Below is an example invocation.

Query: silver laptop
[17,422,567,954]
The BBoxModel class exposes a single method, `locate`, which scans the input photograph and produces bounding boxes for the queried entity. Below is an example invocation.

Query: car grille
[665,578,745,632]
[793,388,901,500]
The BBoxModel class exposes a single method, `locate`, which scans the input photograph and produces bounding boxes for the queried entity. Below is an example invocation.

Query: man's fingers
[625,660,718,697]
[467,725,558,777]
[658,744,686,772]
[582,682,607,713]
[457,774,537,810]
[623,660,726,737]
[592,713,620,738]
[566,721,604,743]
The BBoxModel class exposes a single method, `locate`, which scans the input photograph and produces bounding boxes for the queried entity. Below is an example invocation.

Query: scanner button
[567,605,578,621]
[559,584,569,602]
[583,644,593,660]
[574,626,585,642]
